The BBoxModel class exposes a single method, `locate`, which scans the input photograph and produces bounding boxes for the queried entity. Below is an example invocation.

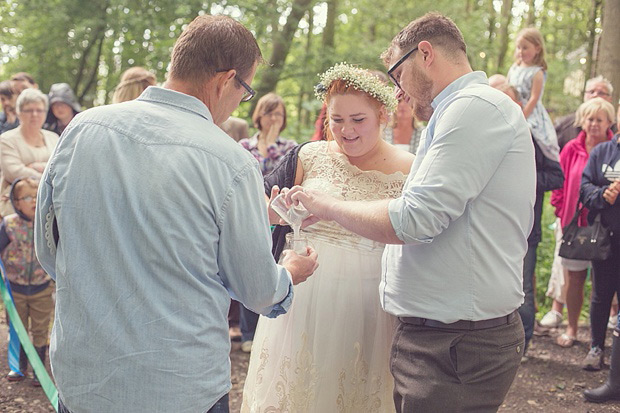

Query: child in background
[507,27,560,162]
[3,177,54,386]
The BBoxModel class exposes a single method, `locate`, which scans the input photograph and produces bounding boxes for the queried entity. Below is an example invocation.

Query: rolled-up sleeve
[217,162,293,317]
[388,98,514,244]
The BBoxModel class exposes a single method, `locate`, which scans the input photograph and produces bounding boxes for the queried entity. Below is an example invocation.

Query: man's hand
[281,247,319,285]
[285,186,336,227]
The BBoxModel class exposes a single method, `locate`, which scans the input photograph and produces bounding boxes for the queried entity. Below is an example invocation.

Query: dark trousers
[590,234,620,350]
[240,305,259,342]
[518,243,537,350]
[391,313,524,412]
[58,393,229,413]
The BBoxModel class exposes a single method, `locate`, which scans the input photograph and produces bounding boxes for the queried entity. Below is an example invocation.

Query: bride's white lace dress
[241,141,407,413]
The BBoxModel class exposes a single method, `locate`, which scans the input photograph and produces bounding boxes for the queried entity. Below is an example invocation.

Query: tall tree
[495,0,514,73]
[250,0,315,114]
[598,0,620,107]
[584,0,602,81]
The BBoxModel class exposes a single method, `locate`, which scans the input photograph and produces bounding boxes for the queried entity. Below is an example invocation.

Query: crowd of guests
[0,67,156,386]
[0,15,619,412]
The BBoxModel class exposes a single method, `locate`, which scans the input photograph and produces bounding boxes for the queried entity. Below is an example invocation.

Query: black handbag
[559,201,612,261]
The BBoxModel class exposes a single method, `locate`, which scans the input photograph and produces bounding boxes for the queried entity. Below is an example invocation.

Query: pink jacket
[551,129,613,228]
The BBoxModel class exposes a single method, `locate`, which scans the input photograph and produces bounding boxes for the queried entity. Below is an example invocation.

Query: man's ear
[215,69,236,100]
[417,41,434,67]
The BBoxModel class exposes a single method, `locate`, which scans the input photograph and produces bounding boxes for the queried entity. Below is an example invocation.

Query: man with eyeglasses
[35,15,317,413]
[286,12,534,411]
[555,75,617,150]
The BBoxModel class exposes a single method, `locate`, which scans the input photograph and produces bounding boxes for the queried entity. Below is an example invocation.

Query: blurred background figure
[384,98,424,154]
[555,76,616,150]
[238,92,297,352]
[488,73,508,88]
[0,89,59,217]
[0,81,19,134]
[551,98,615,354]
[44,83,81,136]
[10,72,38,92]
[221,116,250,142]
[112,67,157,104]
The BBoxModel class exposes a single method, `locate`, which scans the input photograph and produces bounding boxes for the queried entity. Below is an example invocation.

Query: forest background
[1,0,619,317]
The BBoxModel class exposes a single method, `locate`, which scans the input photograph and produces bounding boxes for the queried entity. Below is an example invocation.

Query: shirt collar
[431,71,488,110]
[137,86,214,123]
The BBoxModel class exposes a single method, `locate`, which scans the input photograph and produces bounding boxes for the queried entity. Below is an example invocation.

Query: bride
[241,63,414,412]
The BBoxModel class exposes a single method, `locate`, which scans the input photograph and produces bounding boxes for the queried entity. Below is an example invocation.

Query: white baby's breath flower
[314,63,398,113]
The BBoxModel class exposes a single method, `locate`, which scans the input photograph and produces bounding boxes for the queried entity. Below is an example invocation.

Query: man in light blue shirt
[35,15,318,413]
[288,13,535,412]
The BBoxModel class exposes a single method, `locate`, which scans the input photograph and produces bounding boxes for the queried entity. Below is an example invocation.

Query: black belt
[399,310,518,331]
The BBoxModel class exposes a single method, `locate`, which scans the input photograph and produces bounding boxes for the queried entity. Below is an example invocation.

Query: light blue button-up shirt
[35,87,293,412]
[381,71,535,324]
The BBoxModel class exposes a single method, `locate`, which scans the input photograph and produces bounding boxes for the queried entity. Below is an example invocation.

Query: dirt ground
[3,319,620,412]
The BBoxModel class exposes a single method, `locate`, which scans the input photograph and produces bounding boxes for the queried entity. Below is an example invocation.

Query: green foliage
[0,0,614,138]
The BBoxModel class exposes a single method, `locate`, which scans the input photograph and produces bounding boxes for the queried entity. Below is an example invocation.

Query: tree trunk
[584,0,602,82]
[250,0,315,114]
[526,0,537,26]
[495,0,514,73]
[598,0,620,106]
[485,0,497,74]
[321,0,337,70]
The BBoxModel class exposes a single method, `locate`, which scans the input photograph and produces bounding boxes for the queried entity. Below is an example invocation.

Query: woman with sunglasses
[0,88,59,217]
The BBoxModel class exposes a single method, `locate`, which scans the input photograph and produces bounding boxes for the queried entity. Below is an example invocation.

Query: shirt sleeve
[34,161,57,280]
[581,147,608,211]
[217,162,293,317]
[388,97,515,244]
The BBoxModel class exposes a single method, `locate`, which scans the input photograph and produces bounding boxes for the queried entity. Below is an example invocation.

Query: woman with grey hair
[0,88,59,216]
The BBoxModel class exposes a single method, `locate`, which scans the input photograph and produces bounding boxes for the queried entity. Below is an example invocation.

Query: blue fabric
[35,86,294,412]
[382,71,536,323]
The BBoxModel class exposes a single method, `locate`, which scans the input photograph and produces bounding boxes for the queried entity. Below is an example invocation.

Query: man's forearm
[327,198,403,244]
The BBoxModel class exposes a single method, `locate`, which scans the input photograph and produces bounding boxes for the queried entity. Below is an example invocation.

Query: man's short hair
[0,80,15,99]
[383,12,467,65]
[585,75,613,95]
[10,72,36,85]
[169,15,263,86]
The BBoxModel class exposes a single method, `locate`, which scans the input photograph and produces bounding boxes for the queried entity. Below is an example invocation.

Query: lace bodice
[299,141,407,249]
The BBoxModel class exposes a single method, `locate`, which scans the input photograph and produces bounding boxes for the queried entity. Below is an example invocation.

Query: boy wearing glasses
[2,177,53,387]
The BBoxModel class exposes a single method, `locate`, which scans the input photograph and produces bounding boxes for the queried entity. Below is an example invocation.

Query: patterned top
[0,214,50,290]
[239,133,298,175]
[299,141,407,249]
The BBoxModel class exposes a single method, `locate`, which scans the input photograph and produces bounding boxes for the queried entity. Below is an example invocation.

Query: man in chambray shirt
[289,13,535,412]
[35,16,317,413]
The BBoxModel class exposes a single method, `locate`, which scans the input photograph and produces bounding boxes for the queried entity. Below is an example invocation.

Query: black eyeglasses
[387,46,418,91]
[216,70,256,102]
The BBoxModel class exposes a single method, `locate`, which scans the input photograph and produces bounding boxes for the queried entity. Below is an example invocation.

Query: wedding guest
[44,83,81,136]
[35,15,317,413]
[383,98,424,154]
[286,13,534,411]
[551,97,615,354]
[112,66,157,103]
[0,81,19,134]
[237,92,297,352]
[242,63,413,412]
[0,88,59,217]
[583,114,620,402]
[221,116,250,142]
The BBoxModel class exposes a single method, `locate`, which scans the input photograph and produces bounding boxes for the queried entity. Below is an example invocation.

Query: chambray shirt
[35,87,293,412]
[381,71,535,323]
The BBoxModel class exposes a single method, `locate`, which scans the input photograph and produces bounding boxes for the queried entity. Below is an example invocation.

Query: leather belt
[399,310,518,331]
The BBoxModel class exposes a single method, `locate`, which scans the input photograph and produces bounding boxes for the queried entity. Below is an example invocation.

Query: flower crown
[314,63,398,113]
